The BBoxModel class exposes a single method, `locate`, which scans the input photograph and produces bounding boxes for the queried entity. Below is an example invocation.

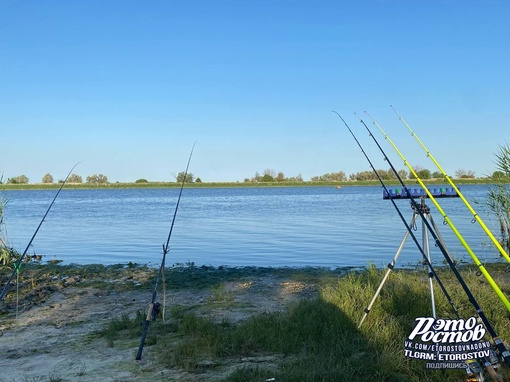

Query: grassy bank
[3,262,509,381]
[143,268,510,382]
[0,178,497,190]
[98,263,510,381]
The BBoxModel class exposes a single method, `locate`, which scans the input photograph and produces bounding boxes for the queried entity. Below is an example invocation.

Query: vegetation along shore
[2,261,510,382]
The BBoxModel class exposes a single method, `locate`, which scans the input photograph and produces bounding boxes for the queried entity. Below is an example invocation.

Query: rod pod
[390,105,510,264]
[356,115,510,367]
[332,113,459,322]
[365,111,510,313]
[334,113,505,377]
[358,198,452,328]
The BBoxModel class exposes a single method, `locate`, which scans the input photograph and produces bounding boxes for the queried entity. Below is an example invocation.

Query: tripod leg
[423,213,436,318]
[358,213,418,328]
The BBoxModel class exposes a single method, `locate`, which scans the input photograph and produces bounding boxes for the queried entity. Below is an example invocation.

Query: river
[0,185,504,269]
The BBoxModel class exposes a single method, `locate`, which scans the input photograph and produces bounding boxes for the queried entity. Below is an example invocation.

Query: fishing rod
[335,113,503,378]
[332,112,459,325]
[351,114,510,368]
[0,163,79,302]
[365,111,510,314]
[136,143,195,361]
[390,105,510,264]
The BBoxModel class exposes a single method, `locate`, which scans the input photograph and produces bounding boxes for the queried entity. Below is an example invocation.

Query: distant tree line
[0,167,495,185]
[242,167,481,183]
[3,173,107,185]
[244,169,303,183]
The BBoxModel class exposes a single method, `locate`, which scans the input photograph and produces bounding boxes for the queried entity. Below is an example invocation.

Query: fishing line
[136,142,196,361]
[391,105,510,264]
[352,113,510,367]
[336,116,500,380]
[365,111,510,314]
[332,112,459,324]
[0,163,79,302]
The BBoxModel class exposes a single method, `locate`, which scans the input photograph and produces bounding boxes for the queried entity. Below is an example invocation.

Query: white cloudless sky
[1,0,509,182]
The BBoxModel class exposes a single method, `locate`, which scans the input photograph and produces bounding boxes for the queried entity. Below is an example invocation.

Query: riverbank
[0,177,495,190]
[0,263,338,381]
[2,262,510,381]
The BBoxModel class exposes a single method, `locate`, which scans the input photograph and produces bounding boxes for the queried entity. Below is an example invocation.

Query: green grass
[92,263,510,381]
[4,262,510,380]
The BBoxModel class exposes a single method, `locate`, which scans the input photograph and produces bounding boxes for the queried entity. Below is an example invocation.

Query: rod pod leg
[358,213,419,328]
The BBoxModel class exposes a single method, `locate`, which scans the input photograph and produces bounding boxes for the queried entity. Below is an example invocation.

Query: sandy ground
[0,272,319,382]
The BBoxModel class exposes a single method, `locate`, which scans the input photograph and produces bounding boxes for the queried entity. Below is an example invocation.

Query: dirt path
[0,270,320,381]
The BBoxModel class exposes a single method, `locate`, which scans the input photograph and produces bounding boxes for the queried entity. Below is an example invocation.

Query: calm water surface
[1,185,503,269]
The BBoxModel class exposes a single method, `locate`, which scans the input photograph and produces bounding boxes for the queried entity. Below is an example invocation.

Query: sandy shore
[0,264,322,381]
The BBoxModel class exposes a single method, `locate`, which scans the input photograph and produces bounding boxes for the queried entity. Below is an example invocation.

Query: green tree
[411,166,431,179]
[253,172,261,182]
[7,175,29,184]
[135,178,148,183]
[66,173,83,183]
[289,174,303,182]
[42,173,54,183]
[376,169,390,180]
[86,174,109,184]
[492,171,506,180]
[397,169,408,180]
[455,169,475,178]
[264,169,276,178]
[311,171,347,182]
[261,174,274,182]
[175,172,194,183]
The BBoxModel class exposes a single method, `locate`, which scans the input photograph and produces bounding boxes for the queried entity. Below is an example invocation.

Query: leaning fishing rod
[136,143,195,361]
[365,111,510,314]
[332,112,460,326]
[353,114,510,368]
[335,115,501,379]
[0,163,79,302]
[391,105,510,264]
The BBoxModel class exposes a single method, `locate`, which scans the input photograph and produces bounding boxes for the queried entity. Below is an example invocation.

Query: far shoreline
[0,178,496,191]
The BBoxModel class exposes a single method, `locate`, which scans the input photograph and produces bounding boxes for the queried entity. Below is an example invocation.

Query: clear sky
[1,0,509,183]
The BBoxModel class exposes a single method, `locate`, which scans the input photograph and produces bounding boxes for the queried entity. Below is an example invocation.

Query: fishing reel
[482,348,504,381]
[151,302,161,321]
[465,360,484,382]
[487,348,501,370]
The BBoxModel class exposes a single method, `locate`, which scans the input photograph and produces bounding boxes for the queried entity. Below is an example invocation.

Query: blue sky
[1,0,509,183]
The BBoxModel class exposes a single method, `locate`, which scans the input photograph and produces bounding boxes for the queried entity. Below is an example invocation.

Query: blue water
[0,185,504,269]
